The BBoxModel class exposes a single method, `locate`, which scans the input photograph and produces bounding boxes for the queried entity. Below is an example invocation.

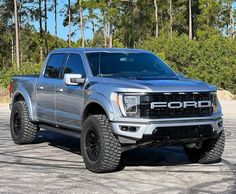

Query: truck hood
[90,77,216,93]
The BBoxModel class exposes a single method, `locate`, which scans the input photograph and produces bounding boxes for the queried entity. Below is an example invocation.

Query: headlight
[117,94,140,117]
[211,92,219,114]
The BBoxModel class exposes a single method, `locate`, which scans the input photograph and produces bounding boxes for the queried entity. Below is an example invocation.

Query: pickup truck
[9,48,225,173]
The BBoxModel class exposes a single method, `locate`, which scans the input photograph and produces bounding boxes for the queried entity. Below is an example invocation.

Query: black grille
[140,92,213,119]
[152,125,213,139]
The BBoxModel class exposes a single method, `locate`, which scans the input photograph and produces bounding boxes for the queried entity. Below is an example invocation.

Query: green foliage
[0,63,42,88]
[140,35,236,94]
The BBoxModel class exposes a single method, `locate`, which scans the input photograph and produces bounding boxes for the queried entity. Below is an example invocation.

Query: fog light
[218,121,223,128]
[121,126,128,131]
[120,126,137,132]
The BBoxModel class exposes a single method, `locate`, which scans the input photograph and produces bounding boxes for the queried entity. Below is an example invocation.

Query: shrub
[0,62,42,88]
[140,35,236,94]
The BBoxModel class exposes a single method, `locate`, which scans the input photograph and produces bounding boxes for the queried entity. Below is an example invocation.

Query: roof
[50,47,151,54]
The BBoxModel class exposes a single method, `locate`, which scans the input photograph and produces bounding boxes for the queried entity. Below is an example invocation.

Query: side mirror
[64,74,85,85]
[176,72,185,78]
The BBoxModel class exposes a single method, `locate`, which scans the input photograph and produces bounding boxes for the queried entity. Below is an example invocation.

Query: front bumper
[111,115,223,141]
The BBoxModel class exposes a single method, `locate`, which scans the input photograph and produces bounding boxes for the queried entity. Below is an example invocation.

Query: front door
[36,53,67,124]
[55,53,86,130]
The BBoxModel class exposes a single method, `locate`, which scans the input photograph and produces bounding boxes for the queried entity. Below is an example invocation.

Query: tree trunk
[108,0,113,48]
[44,0,48,54]
[92,18,95,42]
[68,0,71,47]
[189,0,192,39]
[169,0,173,38]
[13,0,20,69]
[226,1,230,36]
[230,2,235,39]
[154,0,158,38]
[79,0,85,47]
[54,0,57,37]
[18,2,22,65]
[108,22,113,48]
[104,19,107,47]
[102,9,107,47]
[39,0,43,61]
[11,34,14,66]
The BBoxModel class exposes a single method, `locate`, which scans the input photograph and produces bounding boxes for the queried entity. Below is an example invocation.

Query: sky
[33,0,94,42]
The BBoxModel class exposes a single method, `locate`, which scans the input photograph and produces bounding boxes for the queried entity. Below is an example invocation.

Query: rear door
[55,53,86,130]
[36,53,67,124]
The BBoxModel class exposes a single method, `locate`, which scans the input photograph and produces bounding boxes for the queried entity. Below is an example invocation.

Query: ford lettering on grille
[140,92,213,118]
[151,101,212,109]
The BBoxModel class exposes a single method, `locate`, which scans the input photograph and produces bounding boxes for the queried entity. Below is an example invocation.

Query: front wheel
[184,130,225,164]
[81,115,122,173]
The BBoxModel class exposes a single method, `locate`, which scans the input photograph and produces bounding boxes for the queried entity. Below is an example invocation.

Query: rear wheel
[10,101,38,144]
[184,130,225,164]
[81,115,122,173]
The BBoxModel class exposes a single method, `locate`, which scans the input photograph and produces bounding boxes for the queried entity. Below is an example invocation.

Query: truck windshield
[86,52,177,79]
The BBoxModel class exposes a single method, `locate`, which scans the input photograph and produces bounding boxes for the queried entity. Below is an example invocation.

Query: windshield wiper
[135,76,178,80]
[97,71,177,80]
[110,71,139,78]
[97,74,116,77]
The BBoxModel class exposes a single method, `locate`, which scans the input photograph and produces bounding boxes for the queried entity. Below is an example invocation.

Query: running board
[39,124,81,139]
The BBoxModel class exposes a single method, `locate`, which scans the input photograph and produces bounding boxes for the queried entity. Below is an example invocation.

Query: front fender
[84,92,116,121]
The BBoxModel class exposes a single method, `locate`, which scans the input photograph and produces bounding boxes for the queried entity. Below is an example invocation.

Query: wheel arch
[82,92,117,124]
[12,88,35,122]
[83,101,108,123]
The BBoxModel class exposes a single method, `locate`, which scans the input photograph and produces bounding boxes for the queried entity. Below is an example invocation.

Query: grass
[0,87,10,104]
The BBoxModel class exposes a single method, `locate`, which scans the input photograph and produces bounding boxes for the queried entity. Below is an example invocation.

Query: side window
[44,53,66,79]
[63,53,86,77]
[86,52,99,76]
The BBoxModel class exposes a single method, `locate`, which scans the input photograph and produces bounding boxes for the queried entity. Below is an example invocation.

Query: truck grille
[140,92,213,119]
[153,125,213,139]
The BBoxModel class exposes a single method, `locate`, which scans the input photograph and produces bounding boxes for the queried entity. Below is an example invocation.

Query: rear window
[44,53,66,79]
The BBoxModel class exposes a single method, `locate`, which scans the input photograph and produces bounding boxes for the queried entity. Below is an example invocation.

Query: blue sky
[34,0,94,42]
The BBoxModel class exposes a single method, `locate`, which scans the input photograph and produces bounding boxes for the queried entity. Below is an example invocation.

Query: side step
[39,124,81,139]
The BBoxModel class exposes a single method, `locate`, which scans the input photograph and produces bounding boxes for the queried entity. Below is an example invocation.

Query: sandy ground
[0,101,235,194]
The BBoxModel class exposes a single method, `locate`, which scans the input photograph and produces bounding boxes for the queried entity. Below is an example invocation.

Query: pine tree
[13,0,20,69]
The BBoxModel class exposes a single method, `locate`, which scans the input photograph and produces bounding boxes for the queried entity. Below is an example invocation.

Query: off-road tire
[10,101,38,144]
[81,115,122,173]
[184,130,225,164]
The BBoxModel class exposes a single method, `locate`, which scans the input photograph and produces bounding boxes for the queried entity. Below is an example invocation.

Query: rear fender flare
[12,86,37,122]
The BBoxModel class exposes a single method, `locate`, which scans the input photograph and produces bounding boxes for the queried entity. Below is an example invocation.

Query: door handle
[56,88,63,93]
[38,86,44,90]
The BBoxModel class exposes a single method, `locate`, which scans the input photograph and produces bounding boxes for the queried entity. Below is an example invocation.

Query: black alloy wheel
[85,128,100,162]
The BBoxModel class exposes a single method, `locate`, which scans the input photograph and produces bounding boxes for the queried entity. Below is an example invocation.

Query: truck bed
[13,74,39,78]
[12,75,39,107]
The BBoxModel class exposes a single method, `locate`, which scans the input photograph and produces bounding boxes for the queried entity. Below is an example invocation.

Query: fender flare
[83,93,116,122]
[12,85,37,122]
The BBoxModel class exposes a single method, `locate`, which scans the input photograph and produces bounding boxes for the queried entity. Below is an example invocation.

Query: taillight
[9,80,13,98]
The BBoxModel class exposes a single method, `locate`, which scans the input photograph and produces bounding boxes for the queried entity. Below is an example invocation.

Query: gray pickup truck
[9,48,225,173]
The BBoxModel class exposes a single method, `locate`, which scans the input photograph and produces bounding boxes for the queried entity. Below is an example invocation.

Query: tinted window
[86,52,100,76]
[44,54,66,78]
[86,52,176,79]
[63,53,86,77]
